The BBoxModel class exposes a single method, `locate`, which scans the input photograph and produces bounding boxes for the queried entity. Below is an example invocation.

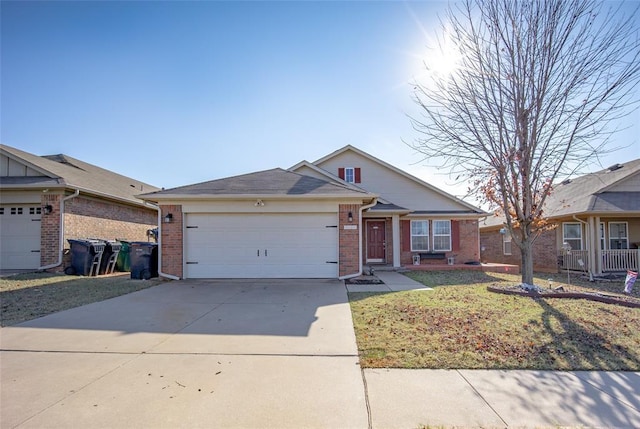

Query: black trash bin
[98,240,122,275]
[130,242,158,280]
[65,239,106,276]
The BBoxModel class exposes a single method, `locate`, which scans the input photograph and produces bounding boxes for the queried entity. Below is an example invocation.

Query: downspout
[39,189,80,271]
[573,215,594,281]
[339,198,378,280]
[150,204,180,281]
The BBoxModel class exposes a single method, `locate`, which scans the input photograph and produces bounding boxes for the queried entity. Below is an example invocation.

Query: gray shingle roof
[481,159,640,229]
[1,144,160,206]
[140,168,374,200]
[545,159,640,217]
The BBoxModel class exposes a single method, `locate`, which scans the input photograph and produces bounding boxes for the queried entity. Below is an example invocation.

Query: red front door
[367,221,386,262]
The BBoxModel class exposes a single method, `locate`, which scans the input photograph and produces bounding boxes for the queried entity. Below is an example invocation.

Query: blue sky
[2,1,638,202]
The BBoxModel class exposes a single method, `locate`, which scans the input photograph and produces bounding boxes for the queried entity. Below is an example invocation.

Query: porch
[558,249,640,272]
[368,263,520,274]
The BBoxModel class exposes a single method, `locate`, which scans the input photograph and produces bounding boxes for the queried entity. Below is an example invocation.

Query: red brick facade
[339,203,361,277]
[159,205,183,278]
[40,193,157,271]
[41,193,62,267]
[480,227,558,273]
[399,219,480,266]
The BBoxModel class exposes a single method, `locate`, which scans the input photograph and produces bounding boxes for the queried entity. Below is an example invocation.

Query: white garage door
[0,205,42,270]
[184,213,338,278]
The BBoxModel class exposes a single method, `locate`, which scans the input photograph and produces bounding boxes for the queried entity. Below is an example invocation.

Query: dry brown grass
[349,270,640,370]
[1,272,164,326]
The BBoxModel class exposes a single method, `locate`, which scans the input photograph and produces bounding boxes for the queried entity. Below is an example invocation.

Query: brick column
[339,204,361,277]
[41,194,62,270]
[160,205,183,278]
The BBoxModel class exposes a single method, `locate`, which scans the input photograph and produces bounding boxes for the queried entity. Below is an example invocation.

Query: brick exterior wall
[41,193,61,267]
[40,193,157,271]
[400,219,480,266]
[339,203,361,277]
[457,220,480,263]
[480,227,558,273]
[160,205,183,278]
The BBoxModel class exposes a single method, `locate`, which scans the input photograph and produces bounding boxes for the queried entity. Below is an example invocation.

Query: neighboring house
[480,159,640,275]
[140,145,486,279]
[0,144,160,271]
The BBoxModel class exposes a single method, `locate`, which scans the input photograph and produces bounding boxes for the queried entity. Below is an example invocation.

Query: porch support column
[392,214,401,268]
[594,216,602,276]
[587,216,597,279]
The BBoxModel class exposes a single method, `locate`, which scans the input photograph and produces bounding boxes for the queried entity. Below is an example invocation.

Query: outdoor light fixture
[43,204,53,214]
[348,211,353,222]
[254,199,265,207]
[499,227,506,235]
[163,213,173,223]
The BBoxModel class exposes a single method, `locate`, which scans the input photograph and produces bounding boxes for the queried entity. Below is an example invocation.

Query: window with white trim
[609,222,628,249]
[562,222,582,251]
[600,222,606,250]
[411,220,429,251]
[433,220,452,251]
[503,231,512,255]
[344,167,355,183]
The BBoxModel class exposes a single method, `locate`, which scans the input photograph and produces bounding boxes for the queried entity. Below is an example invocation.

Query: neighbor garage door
[184,213,338,278]
[0,205,42,270]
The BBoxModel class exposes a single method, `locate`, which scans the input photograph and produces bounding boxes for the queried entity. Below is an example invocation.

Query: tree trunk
[520,240,534,286]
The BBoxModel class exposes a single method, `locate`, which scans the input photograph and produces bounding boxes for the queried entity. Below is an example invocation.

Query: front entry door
[367,221,386,263]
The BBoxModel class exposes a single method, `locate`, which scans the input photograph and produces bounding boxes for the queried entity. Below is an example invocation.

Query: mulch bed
[345,276,385,285]
[488,284,640,308]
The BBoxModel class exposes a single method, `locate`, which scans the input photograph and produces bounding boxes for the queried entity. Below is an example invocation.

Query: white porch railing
[602,249,639,272]
[558,249,639,272]
[558,250,589,271]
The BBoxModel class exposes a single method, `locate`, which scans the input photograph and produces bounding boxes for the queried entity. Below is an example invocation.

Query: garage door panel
[184,213,338,279]
[0,205,41,270]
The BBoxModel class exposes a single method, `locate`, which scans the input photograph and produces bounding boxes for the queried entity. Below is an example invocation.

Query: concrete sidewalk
[346,270,432,292]
[365,368,640,428]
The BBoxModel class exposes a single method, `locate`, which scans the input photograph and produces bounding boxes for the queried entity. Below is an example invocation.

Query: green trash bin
[116,240,131,272]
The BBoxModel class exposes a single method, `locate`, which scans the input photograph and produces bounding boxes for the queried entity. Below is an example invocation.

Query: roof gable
[0,144,159,205]
[306,145,484,214]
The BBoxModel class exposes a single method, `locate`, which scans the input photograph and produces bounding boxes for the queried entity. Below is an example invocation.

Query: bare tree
[410,0,640,286]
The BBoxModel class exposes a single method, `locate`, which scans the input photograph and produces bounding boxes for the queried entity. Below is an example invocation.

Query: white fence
[558,249,639,272]
[558,250,589,271]
[602,249,639,272]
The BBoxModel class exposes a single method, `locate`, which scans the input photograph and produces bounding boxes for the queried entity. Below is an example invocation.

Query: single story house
[0,144,160,271]
[140,145,486,279]
[480,159,640,276]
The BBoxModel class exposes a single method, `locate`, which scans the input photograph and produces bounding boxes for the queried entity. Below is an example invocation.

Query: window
[600,222,606,250]
[10,207,23,215]
[411,220,429,251]
[29,207,42,215]
[433,220,451,251]
[609,222,628,249]
[344,167,355,183]
[503,231,512,255]
[562,222,582,251]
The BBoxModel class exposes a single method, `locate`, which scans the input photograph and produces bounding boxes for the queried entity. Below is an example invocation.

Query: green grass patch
[349,271,640,370]
[1,272,163,326]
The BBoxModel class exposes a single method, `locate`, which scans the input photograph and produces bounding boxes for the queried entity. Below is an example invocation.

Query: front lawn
[1,272,164,326]
[349,271,640,370]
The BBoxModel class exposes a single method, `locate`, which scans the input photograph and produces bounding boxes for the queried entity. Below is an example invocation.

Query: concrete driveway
[0,279,368,429]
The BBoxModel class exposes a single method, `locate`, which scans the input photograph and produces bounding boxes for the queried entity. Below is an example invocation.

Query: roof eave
[139,192,378,203]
